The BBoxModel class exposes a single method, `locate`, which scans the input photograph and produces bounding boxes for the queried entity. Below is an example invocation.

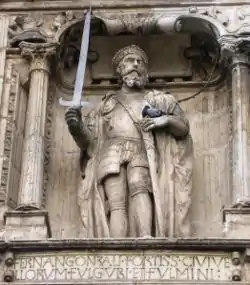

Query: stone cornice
[0,238,249,251]
[1,1,250,12]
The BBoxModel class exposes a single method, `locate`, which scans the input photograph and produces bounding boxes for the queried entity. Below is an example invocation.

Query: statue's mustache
[123,69,142,77]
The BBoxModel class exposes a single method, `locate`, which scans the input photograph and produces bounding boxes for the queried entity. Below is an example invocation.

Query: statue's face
[117,53,148,89]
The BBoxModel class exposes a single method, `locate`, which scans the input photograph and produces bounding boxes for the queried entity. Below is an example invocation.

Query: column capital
[218,35,250,65]
[19,41,58,72]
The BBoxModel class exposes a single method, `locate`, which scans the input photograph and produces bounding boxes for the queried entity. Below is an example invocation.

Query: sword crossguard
[59,98,93,108]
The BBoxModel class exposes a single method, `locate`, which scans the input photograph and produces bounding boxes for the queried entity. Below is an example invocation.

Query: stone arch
[173,13,227,39]
[55,14,107,83]
[55,15,108,44]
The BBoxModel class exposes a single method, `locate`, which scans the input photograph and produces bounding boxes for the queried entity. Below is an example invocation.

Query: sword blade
[73,9,91,105]
[59,9,91,108]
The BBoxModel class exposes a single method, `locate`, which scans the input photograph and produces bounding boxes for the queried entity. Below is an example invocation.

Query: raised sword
[59,8,92,108]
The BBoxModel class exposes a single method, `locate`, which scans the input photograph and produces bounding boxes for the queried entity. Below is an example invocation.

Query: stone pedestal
[3,211,51,240]
[223,208,250,238]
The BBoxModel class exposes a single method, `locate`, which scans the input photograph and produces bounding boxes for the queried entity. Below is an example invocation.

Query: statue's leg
[104,165,128,237]
[127,165,152,237]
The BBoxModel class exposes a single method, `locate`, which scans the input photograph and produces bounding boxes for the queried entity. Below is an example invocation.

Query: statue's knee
[109,200,126,212]
[129,176,150,197]
[108,188,126,212]
[128,167,151,197]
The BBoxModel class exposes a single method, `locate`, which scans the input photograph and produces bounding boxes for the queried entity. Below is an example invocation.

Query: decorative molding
[5,5,250,40]
[1,1,250,11]
[42,85,54,209]
[6,6,250,64]
[0,238,250,251]
[8,14,47,47]
[0,62,18,208]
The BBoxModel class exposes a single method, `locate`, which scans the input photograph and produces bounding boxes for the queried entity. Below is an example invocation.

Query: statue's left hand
[141,116,169,132]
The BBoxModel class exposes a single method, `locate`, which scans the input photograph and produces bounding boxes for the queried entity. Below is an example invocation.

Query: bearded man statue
[65,45,193,238]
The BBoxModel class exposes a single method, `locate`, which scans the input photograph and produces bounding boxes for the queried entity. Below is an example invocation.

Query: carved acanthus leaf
[20,42,58,59]
[218,35,243,60]
[19,42,58,72]
[218,35,250,61]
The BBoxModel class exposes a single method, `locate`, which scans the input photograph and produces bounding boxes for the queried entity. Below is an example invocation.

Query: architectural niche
[1,2,250,284]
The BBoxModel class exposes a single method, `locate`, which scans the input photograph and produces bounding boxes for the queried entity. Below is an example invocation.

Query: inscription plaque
[12,251,233,283]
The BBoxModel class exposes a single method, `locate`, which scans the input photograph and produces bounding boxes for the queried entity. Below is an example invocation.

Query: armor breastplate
[105,96,145,139]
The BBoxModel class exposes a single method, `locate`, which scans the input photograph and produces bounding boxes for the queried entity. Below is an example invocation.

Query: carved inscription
[13,251,232,282]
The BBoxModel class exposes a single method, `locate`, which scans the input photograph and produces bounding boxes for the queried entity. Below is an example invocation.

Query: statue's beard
[122,70,147,89]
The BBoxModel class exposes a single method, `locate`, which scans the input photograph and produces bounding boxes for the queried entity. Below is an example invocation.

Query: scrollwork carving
[202,7,229,27]
[188,5,250,35]
[42,87,54,209]
[8,14,47,47]
[52,11,76,32]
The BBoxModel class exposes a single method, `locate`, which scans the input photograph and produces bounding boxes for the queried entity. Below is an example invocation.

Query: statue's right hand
[65,107,82,129]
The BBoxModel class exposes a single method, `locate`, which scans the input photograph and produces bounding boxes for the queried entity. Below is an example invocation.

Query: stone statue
[65,45,193,238]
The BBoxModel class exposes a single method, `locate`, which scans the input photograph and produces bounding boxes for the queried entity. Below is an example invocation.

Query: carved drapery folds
[17,42,57,211]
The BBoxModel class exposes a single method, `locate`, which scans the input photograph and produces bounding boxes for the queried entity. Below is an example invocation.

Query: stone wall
[46,82,232,238]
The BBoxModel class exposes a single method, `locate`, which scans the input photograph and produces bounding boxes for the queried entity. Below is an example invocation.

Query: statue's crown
[112,45,148,68]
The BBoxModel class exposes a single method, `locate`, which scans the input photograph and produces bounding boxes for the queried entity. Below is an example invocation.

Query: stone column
[17,42,57,210]
[4,42,57,240]
[219,35,250,238]
[230,53,250,205]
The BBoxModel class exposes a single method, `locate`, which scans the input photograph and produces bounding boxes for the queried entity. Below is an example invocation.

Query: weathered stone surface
[223,209,250,238]
[3,211,51,240]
